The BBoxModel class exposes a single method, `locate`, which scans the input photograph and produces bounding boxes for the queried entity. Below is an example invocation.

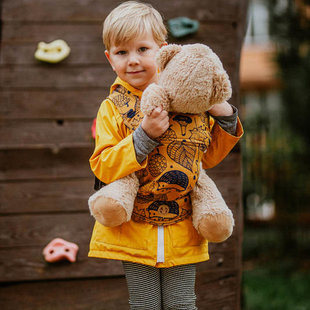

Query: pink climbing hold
[42,238,79,263]
[91,118,96,139]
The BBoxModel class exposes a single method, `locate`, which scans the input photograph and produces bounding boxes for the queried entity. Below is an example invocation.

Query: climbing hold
[168,17,199,38]
[42,238,79,263]
[35,39,71,63]
[91,118,96,139]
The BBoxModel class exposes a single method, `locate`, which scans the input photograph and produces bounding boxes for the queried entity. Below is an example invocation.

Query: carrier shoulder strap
[93,85,143,190]
[108,85,144,132]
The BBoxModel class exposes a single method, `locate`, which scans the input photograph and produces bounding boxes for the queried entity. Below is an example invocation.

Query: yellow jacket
[89,77,243,268]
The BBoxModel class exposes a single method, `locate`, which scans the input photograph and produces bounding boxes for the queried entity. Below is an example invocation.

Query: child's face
[105,32,163,91]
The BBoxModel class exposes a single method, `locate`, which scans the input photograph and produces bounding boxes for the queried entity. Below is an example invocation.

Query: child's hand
[141,107,169,139]
[208,101,233,117]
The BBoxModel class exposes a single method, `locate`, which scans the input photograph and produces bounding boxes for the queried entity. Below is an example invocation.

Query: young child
[88,1,243,309]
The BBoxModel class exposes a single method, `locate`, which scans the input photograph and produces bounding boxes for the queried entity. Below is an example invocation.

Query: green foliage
[242,0,310,221]
[242,3,310,307]
[242,226,310,310]
[243,267,310,310]
[268,0,310,148]
[243,226,310,263]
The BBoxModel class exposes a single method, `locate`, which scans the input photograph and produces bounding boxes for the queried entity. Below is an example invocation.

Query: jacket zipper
[157,226,165,262]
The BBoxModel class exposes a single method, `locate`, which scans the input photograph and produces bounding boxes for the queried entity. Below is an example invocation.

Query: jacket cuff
[202,117,244,169]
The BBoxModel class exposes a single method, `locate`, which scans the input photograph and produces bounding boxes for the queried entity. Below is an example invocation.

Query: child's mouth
[127,70,144,74]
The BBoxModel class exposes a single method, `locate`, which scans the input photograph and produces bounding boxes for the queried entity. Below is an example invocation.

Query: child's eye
[139,47,148,52]
[116,50,127,55]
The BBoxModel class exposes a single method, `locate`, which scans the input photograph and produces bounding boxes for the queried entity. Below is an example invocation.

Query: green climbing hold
[168,17,199,38]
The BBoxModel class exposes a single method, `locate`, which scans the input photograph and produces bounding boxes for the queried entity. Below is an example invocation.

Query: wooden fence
[0,0,248,309]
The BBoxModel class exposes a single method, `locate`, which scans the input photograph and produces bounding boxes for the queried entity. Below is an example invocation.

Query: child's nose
[128,53,140,65]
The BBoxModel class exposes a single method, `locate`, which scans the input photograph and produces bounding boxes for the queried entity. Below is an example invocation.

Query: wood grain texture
[1,39,236,67]
[0,174,241,215]
[0,245,125,282]
[0,65,113,89]
[0,0,248,308]
[0,147,93,181]
[0,206,239,282]
[0,179,94,214]
[0,243,240,282]
[0,90,106,120]
[0,270,240,309]
[0,119,95,150]
[0,211,239,249]
[2,0,240,22]
[1,22,238,44]
[0,277,130,309]
[0,148,239,180]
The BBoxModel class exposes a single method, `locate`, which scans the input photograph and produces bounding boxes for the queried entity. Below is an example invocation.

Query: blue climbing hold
[168,17,199,38]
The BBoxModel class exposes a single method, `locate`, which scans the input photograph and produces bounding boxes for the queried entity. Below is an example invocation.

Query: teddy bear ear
[157,44,182,71]
[211,72,232,104]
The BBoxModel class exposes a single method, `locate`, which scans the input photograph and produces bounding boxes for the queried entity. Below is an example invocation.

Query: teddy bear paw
[198,213,233,243]
[91,196,127,227]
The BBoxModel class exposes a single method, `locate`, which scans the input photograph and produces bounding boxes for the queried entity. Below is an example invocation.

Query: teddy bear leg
[191,169,234,242]
[88,173,139,227]
[197,213,234,243]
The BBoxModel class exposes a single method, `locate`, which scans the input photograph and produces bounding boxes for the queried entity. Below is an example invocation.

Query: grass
[243,266,310,310]
[242,226,310,310]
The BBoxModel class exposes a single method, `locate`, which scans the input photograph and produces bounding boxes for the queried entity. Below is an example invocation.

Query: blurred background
[240,0,310,309]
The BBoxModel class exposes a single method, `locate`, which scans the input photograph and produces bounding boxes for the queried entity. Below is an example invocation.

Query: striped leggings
[122,261,198,310]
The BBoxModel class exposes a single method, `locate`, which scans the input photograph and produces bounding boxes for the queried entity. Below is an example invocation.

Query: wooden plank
[0,65,113,89]
[0,244,125,282]
[0,0,248,308]
[0,213,93,248]
[2,21,238,47]
[196,269,239,309]
[0,270,239,309]
[1,23,102,43]
[0,42,108,65]
[0,277,129,309]
[0,179,94,214]
[0,217,239,282]
[0,244,239,282]
[0,39,236,66]
[0,119,94,149]
[0,147,93,181]
[0,90,106,120]
[0,147,239,181]
[2,0,240,23]
[0,64,237,91]
[0,212,240,249]
[0,177,240,215]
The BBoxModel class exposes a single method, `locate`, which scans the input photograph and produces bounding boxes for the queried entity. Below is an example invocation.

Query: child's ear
[105,50,115,71]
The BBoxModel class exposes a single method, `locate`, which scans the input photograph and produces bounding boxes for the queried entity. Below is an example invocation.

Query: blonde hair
[103,1,167,50]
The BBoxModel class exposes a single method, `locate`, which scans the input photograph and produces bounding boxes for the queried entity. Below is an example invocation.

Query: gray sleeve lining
[132,125,160,164]
[211,105,238,135]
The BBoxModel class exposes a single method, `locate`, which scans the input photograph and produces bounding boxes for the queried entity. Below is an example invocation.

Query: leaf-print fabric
[109,86,212,225]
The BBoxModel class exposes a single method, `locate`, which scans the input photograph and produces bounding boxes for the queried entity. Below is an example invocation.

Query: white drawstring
[157,226,165,263]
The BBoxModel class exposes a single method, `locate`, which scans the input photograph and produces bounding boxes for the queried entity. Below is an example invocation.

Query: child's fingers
[151,106,169,117]
[153,108,168,120]
[152,106,162,115]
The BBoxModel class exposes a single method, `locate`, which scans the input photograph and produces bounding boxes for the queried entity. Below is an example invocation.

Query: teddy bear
[88,43,235,243]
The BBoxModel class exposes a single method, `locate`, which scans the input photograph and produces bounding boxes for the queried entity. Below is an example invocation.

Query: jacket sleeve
[89,99,147,184]
[201,117,244,169]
